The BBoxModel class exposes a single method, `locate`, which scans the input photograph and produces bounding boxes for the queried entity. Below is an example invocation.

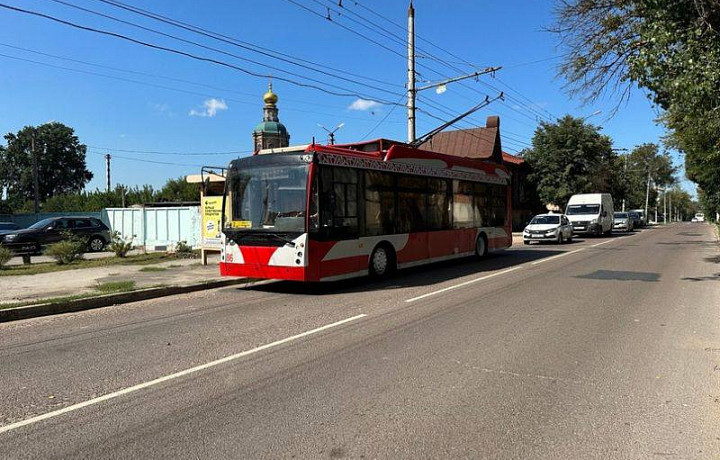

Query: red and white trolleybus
[220,139,512,282]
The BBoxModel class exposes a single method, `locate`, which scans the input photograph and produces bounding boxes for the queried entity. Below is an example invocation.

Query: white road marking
[405,267,521,302]
[0,314,367,435]
[530,248,585,265]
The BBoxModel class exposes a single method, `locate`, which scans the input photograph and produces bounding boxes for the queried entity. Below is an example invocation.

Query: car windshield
[530,215,559,225]
[566,204,600,215]
[614,212,628,218]
[28,218,56,229]
[226,163,309,233]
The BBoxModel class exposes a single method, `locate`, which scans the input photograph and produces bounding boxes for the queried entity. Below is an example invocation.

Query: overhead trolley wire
[90,0,400,89]
[0,2,404,106]
[47,0,402,99]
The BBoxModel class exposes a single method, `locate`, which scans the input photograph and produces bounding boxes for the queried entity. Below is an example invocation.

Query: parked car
[628,211,642,228]
[565,193,614,236]
[0,217,111,254]
[523,213,574,245]
[630,208,646,227]
[613,212,634,232]
[0,222,21,235]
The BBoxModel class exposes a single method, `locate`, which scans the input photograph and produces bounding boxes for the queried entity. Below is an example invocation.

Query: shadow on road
[240,248,565,296]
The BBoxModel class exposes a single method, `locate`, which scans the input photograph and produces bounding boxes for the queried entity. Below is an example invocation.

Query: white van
[565,193,614,236]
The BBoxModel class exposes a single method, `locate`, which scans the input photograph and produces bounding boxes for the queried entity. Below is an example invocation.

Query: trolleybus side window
[364,170,395,236]
[396,175,427,233]
[319,166,358,239]
[427,178,451,230]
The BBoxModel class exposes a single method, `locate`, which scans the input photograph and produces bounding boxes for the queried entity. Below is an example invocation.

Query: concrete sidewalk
[5,249,142,266]
[1,255,224,305]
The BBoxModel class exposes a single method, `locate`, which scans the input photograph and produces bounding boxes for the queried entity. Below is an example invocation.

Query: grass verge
[0,282,169,310]
[0,252,176,277]
[95,280,136,294]
[138,266,168,272]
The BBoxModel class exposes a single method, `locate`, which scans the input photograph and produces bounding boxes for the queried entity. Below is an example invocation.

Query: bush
[45,232,85,265]
[108,231,134,258]
[0,246,12,269]
[173,240,196,258]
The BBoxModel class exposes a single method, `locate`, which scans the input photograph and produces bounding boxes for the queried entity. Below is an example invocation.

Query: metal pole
[644,171,651,224]
[105,153,111,192]
[31,132,39,214]
[407,1,416,143]
[663,190,667,224]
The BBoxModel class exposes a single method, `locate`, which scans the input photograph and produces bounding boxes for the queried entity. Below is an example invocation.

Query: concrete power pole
[105,154,111,192]
[644,171,651,224]
[31,132,39,215]
[407,1,416,143]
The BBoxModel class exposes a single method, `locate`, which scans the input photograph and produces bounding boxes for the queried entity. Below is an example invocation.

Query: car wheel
[369,244,395,280]
[88,236,105,252]
[523,240,530,245]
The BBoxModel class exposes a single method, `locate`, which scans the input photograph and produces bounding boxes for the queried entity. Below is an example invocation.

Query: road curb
[0,279,252,323]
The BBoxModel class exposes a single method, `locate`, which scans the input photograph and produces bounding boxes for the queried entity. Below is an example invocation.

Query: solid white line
[0,314,367,435]
[405,267,521,303]
[531,248,585,265]
[591,240,613,247]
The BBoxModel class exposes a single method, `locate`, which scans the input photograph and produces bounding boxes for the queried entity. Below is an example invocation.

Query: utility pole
[31,131,39,215]
[407,1,416,143]
[644,170,651,224]
[405,1,501,143]
[105,153,111,192]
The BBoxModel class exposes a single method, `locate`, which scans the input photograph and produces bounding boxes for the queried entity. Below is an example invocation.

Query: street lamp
[317,123,344,145]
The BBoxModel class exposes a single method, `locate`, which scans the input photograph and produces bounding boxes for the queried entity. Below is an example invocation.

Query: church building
[252,83,290,151]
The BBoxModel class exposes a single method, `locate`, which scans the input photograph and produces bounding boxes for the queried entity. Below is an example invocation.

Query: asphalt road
[1,223,718,459]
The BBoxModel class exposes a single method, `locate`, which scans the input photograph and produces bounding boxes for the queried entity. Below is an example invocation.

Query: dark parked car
[0,217,112,253]
[0,222,21,235]
[628,211,642,228]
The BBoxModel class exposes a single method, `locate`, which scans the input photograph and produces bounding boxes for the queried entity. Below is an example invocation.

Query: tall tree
[0,122,93,205]
[552,0,720,219]
[621,143,676,210]
[523,115,619,208]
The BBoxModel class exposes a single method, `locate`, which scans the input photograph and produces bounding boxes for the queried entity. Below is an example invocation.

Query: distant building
[417,116,504,164]
[252,83,290,151]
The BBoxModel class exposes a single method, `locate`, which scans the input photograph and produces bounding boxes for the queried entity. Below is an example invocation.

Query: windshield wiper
[267,233,296,246]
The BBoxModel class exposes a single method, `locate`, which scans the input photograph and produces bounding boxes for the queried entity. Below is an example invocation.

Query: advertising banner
[202,196,223,247]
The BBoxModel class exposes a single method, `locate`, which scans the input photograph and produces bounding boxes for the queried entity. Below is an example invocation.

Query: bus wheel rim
[476,237,485,256]
[373,248,388,274]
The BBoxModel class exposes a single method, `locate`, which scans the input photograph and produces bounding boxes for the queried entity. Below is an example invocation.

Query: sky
[0,0,696,196]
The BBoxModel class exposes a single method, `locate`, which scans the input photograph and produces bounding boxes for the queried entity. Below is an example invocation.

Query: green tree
[620,143,675,210]
[156,177,200,203]
[551,0,720,218]
[523,115,619,208]
[0,123,93,205]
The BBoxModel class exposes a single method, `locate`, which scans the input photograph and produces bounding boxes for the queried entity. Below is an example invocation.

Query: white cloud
[189,98,228,117]
[348,98,381,111]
